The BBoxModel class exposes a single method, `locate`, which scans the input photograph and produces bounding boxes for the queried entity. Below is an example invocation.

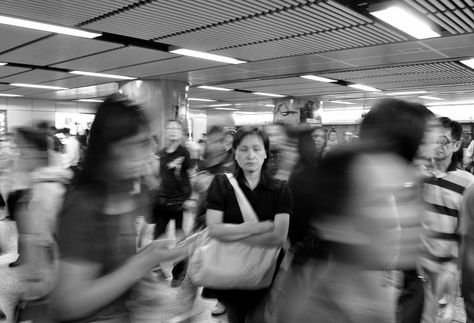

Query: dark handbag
[15,297,55,323]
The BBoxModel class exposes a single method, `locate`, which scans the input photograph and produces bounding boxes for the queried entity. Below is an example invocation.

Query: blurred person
[61,127,80,173]
[264,123,298,181]
[51,96,190,322]
[324,128,338,153]
[205,126,291,323]
[343,131,354,144]
[311,127,327,158]
[152,119,193,286]
[418,117,474,323]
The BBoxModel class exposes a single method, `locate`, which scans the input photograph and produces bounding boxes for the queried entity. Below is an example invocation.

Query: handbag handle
[225,173,259,223]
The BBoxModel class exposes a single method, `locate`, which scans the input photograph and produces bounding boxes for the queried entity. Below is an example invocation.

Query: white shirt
[62,136,80,169]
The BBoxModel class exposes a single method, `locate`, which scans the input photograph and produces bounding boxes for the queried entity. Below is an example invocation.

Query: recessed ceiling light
[348,84,381,92]
[77,99,104,103]
[170,48,246,64]
[253,92,287,98]
[0,93,22,97]
[330,100,355,104]
[70,71,136,80]
[188,98,216,102]
[214,107,239,111]
[460,58,474,69]
[419,96,444,100]
[208,104,233,107]
[11,83,68,90]
[300,75,337,83]
[0,15,101,38]
[197,86,233,91]
[386,90,428,96]
[370,6,440,39]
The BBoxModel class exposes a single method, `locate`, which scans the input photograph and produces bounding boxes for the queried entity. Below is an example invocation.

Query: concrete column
[273,96,322,125]
[119,79,189,148]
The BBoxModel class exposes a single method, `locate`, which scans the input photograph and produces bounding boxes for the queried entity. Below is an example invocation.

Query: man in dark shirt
[154,120,192,285]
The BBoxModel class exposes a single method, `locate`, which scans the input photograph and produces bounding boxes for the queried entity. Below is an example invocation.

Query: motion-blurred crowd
[1,94,474,323]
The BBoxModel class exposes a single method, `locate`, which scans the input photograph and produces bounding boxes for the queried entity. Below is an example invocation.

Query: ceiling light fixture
[197,85,233,91]
[0,15,101,38]
[11,83,68,90]
[253,92,287,98]
[460,58,474,69]
[170,48,246,64]
[0,62,7,66]
[70,71,136,80]
[330,100,355,104]
[208,104,233,107]
[300,75,337,83]
[348,84,381,92]
[214,107,239,111]
[77,99,104,103]
[0,93,22,97]
[188,98,216,102]
[370,6,440,39]
[386,90,428,96]
[419,95,444,100]
[264,104,275,107]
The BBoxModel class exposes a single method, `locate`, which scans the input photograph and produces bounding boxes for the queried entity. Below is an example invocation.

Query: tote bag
[188,174,280,289]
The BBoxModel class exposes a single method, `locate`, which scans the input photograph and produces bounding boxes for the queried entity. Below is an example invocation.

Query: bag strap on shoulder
[224,173,259,223]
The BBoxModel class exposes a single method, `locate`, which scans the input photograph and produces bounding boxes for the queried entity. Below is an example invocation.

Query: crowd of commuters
[2,95,474,323]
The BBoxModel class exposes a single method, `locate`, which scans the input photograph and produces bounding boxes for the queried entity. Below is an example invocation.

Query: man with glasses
[419,117,474,323]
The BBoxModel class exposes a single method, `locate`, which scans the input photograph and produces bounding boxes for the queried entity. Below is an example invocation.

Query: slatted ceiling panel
[0,25,50,54]
[0,69,70,84]
[2,87,54,96]
[0,0,131,27]
[0,35,119,66]
[404,0,474,34]
[35,83,119,101]
[52,46,176,72]
[222,77,315,89]
[37,76,115,90]
[0,66,30,79]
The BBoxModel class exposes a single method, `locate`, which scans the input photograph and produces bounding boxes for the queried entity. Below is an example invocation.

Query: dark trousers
[462,241,474,323]
[397,269,424,323]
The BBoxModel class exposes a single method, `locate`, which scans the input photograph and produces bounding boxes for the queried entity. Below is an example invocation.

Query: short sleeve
[275,181,293,215]
[57,189,103,264]
[206,175,228,211]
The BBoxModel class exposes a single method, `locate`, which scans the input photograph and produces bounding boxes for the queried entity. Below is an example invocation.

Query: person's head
[15,127,48,172]
[79,94,151,186]
[233,126,270,177]
[165,120,184,143]
[223,131,235,152]
[328,129,338,143]
[312,127,327,152]
[433,117,462,164]
[264,123,288,151]
[62,128,71,136]
[359,98,434,163]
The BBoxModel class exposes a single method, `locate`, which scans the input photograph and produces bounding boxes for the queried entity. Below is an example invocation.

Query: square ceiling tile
[0,69,70,84]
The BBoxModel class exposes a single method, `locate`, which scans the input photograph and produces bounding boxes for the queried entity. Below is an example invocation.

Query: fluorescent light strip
[264,104,275,107]
[77,99,104,103]
[253,92,287,98]
[419,96,444,100]
[0,93,22,97]
[197,85,233,91]
[460,58,474,69]
[427,100,474,106]
[170,48,246,64]
[330,100,354,104]
[348,84,381,92]
[300,75,337,83]
[370,6,440,39]
[11,83,68,90]
[386,90,427,96]
[188,98,216,102]
[208,104,232,107]
[0,15,101,38]
[215,107,238,111]
[0,62,7,66]
[70,71,136,80]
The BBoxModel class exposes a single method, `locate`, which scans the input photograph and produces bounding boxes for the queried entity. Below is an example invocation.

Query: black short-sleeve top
[206,173,292,223]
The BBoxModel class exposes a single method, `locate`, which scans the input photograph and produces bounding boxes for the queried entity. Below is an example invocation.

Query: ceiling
[0,0,473,111]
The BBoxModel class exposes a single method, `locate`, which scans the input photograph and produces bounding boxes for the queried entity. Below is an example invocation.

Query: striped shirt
[421,168,474,264]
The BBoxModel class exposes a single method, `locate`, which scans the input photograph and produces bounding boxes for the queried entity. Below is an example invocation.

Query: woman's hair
[359,98,434,162]
[76,94,149,186]
[16,127,48,151]
[232,126,273,183]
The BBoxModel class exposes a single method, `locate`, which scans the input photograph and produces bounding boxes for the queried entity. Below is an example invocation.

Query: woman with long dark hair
[205,126,292,323]
[51,95,189,322]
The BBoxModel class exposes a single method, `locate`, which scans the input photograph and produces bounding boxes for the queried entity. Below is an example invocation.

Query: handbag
[188,173,280,289]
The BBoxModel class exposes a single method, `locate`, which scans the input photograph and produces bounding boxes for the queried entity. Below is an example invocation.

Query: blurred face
[265,124,286,150]
[106,129,151,180]
[415,118,439,163]
[328,131,337,142]
[235,134,267,174]
[312,129,327,151]
[223,134,233,151]
[165,121,183,142]
[433,127,461,162]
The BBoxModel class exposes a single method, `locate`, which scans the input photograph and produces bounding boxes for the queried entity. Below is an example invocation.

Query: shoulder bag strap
[224,173,259,223]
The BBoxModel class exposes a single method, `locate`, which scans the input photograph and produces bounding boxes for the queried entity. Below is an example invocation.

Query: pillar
[119,79,189,148]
